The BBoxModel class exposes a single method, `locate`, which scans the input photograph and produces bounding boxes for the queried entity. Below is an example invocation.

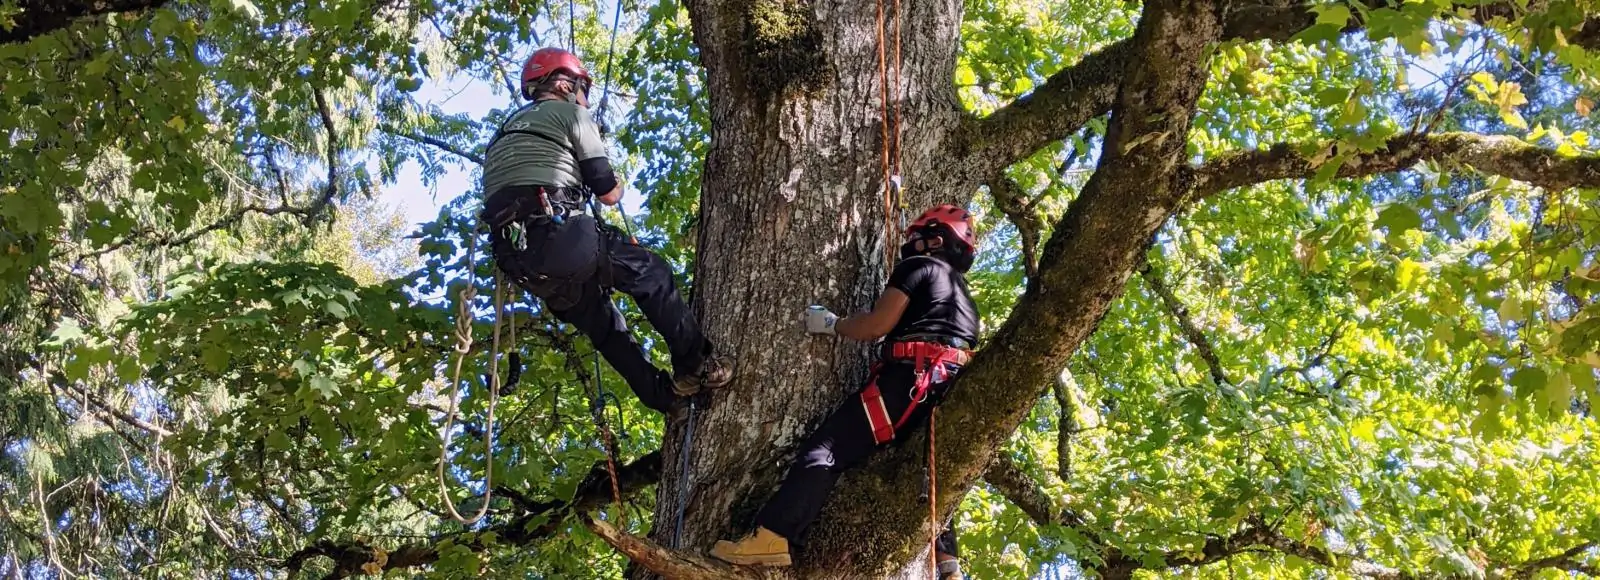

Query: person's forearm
[834,309,894,341]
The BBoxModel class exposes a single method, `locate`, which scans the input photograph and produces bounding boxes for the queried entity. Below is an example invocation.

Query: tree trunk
[647,0,966,577]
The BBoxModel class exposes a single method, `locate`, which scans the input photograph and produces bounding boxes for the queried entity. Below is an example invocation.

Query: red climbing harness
[860,341,971,445]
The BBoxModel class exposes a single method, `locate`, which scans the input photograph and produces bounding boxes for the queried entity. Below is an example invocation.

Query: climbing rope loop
[436,230,510,525]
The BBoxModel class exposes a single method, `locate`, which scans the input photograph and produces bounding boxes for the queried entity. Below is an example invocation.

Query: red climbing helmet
[907,204,977,250]
[520,47,592,100]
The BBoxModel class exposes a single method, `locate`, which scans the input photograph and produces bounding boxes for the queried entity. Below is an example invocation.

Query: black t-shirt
[886,255,979,346]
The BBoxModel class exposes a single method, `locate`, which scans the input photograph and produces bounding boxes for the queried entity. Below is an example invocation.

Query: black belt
[481,184,589,227]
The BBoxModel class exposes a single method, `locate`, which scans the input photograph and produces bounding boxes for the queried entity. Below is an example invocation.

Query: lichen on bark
[738,0,826,99]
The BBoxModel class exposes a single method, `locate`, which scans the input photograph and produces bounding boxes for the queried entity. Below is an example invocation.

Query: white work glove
[800,305,838,335]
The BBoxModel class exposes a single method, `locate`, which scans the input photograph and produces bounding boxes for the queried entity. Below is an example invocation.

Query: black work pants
[756,362,960,554]
[497,223,710,413]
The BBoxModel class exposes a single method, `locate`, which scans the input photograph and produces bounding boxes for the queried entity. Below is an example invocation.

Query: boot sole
[710,551,791,567]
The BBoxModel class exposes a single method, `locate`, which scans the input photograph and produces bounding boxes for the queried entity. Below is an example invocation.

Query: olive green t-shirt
[481,100,608,196]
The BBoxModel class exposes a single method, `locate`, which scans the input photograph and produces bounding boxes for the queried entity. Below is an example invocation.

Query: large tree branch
[1246,528,1409,579]
[1050,372,1078,482]
[1191,132,1600,199]
[0,0,170,44]
[1509,541,1599,579]
[1097,522,1415,580]
[70,198,335,260]
[980,459,1418,579]
[962,0,1600,180]
[70,86,343,260]
[281,452,661,579]
[981,453,1081,529]
[959,41,1128,179]
[57,380,172,438]
[583,518,763,580]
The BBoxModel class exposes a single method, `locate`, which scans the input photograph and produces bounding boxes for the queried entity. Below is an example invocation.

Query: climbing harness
[858,341,971,445]
[435,230,513,525]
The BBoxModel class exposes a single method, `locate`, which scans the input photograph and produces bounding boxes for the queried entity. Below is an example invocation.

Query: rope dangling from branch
[436,231,506,525]
[589,351,626,528]
[927,408,940,579]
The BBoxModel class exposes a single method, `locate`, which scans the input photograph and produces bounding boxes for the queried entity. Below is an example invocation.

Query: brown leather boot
[709,526,791,567]
[672,352,733,396]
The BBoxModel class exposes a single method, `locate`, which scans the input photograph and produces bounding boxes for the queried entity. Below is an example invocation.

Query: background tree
[5,0,1600,579]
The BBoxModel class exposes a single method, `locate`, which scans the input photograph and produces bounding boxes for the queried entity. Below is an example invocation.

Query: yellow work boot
[709,527,791,567]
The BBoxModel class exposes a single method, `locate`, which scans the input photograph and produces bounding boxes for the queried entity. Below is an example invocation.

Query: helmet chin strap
[899,236,943,260]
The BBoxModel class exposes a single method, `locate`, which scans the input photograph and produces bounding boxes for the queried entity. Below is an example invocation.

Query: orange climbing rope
[590,351,627,528]
[875,0,938,576]
[928,409,939,578]
[876,0,908,276]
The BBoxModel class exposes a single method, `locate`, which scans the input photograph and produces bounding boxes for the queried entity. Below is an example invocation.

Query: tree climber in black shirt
[711,204,980,580]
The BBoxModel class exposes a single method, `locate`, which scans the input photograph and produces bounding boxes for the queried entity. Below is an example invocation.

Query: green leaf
[1498,297,1525,324]
[1351,417,1378,444]
[1336,97,1368,126]
[293,359,316,377]
[325,299,349,319]
[201,342,233,373]
[1375,203,1423,241]
[1541,369,1574,416]
[1314,4,1352,28]
[310,375,340,399]
[266,429,292,451]
[115,356,142,383]
[44,319,84,347]
[1316,86,1352,108]
[1312,152,1349,183]
[1471,395,1505,438]
[1436,211,1465,238]
[1510,367,1547,399]
[63,353,92,382]
[1569,364,1599,402]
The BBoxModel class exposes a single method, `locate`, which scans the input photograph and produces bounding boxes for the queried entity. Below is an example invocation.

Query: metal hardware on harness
[910,367,929,403]
[537,187,564,225]
[504,221,527,251]
[891,174,907,232]
[859,341,971,446]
